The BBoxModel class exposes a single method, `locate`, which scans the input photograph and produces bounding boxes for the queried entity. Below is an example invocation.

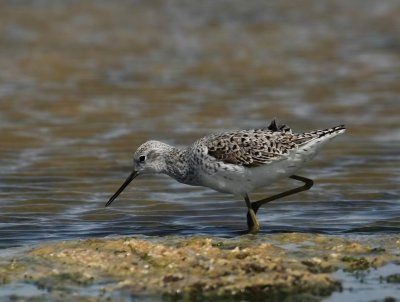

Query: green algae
[0,234,399,301]
[341,256,370,272]
[386,274,400,284]
[34,272,94,292]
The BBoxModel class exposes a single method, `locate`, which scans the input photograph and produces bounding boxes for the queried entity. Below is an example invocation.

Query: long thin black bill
[105,170,139,207]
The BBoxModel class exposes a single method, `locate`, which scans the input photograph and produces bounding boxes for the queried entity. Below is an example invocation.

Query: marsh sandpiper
[106,120,346,233]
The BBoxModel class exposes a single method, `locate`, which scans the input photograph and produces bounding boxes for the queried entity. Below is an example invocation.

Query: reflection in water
[0,0,399,250]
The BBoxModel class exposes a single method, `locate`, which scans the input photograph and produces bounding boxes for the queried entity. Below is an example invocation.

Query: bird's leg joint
[251,174,314,215]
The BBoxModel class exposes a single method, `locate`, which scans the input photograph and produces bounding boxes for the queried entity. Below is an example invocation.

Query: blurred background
[0,0,399,248]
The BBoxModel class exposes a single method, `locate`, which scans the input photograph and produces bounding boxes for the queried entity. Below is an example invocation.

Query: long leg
[244,194,260,234]
[246,175,314,231]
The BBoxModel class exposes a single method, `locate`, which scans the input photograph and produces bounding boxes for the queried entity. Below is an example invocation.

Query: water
[0,2,399,298]
[0,0,399,249]
[327,264,400,302]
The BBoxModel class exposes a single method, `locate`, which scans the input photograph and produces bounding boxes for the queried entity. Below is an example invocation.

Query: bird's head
[105,140,172,207]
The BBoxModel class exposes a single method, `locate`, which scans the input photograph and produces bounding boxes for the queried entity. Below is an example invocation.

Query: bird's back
[187,122,345,195]
[204,124,345,167]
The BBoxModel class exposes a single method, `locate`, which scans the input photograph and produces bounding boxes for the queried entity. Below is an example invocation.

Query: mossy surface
[386,274,400,284]
[1,234,399,301]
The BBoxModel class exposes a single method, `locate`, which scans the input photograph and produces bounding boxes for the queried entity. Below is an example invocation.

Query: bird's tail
[290,125,346,163]
[295,125,346,149]
[308,124,346,139]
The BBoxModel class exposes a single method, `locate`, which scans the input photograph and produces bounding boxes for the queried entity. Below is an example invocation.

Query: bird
[105,120,346,233]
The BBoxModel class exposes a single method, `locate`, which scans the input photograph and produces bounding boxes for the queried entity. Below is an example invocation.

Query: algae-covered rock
[1,234,399,301]
[386,274,400,284]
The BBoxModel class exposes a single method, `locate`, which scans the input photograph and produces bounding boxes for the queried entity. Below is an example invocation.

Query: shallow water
[0,1,400,299]
[0,4,400,301]
[0,0,399,249]
[327,263,400,302]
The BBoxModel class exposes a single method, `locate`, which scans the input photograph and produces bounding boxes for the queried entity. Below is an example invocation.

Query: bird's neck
[163,147,190,183]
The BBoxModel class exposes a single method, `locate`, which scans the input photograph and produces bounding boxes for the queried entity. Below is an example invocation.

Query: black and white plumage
[183,121,345,195]
[106,120,346,232]
[205,121,344,168]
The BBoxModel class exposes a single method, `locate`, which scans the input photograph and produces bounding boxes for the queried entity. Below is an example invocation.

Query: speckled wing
[206,129,306,167]
[206,124,346,168]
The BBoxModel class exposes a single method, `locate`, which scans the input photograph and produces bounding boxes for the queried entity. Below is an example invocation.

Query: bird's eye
[139,155,146,162]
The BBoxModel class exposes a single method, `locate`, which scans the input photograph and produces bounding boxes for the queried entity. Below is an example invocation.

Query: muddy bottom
[1,233,399,301]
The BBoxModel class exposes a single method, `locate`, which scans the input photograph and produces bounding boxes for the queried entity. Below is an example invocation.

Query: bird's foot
[246,209,260,234]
